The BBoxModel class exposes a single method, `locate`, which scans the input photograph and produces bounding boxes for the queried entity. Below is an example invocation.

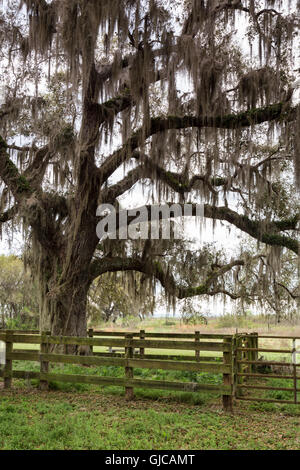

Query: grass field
[0,384,299,450]
[1,316,299,450]
[0,358,299,450]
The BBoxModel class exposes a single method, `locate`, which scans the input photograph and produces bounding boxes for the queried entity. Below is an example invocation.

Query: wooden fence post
[247,334,252,374]
[236,335,244,397]
[232,334,237,398]
[4,330,13,389]
[139,330,145,357]
[248,332,258,373]
[195,331,200,362]
[125,333,134,400]
[244,334,251,377]
[88,328,94,355]
[253,332,258,371]
[222,337,233,412]
[292,338,297,404]
[40,331,50,390]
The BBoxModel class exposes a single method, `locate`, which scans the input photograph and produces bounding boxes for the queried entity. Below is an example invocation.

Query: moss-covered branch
[0,205,18,224]
[99,102,298,184]
[89,255,246,300]
[111,203,298,254]
[0,136,32,200]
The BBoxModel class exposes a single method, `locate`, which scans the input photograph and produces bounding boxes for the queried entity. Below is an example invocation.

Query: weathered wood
[93,352,221,362]
[245,337,251,375]
[237,360,298,367]
[5,350,227,372]
[130,339,230,351]
[92,331,134,337]
[47,336,125,347]
[1,332,232,352]
[292,339,298,404]
[40,332,50,391]
[12,349,39,354]
[253,332,258,368]
[37,335,231,351]
[40,372,126,386]
[236,336,244,397]
[237,347,292,354]
[232,335,237,397]
[125,334,134,400]
[92,331,232,339]
[222,337,233,412]
[139,330,145,357]
[127,358,230,373]
[7,351,39,361]
[37,372,231,394]
[88,329,94,355]
[4,334,41,344]
[257,335,300,340]
[4,331,13,389]
[0,329,39,334]
[237,372,295,380]
[237,384,300,392]
[10,370,40,380]
[40,353,125,367]
[125,379,231,394]
[195,331,200,362]
[236,397,296,405]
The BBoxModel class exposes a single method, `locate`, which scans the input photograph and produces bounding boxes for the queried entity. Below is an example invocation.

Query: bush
[4,316,38,331]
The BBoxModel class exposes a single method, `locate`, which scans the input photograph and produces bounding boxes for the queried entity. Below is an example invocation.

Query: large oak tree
[0,1,299,342]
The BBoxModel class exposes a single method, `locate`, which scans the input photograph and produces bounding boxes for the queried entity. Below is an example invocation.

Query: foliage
[0,255,39,329]
[0,1,299,336]
[88,273,155,324]
[0,376,299,449]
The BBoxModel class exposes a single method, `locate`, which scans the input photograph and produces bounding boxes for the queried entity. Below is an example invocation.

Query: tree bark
[37,255,92,354]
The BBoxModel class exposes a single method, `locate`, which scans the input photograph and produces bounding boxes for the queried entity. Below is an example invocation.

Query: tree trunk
[39,271,92,354]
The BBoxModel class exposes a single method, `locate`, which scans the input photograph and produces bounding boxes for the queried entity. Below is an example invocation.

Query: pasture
[0,317,299,450]
[0,381,299,450]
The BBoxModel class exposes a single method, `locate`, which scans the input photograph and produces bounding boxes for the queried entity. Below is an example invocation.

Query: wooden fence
[0,330,234,411]
[1,329,299,409]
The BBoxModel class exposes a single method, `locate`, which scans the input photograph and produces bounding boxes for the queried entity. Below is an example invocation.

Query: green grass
[0,387,299,450]
[2,325,299,449]
[1,358,300,450]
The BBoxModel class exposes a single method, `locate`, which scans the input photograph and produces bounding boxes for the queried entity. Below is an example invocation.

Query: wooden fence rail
[0,330,234,411]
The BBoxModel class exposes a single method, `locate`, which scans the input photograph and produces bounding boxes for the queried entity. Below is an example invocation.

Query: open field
[91,315,300,338]
[12,316,300,362]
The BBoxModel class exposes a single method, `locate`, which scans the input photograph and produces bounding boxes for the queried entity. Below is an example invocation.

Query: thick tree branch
[110,203,299,254]
[0,136,32,201]
[276,282,299,300]
[0,205,18,224]
[89,255,246,300]
[102,146,292,202]
[99,102,298,183]
[183,1,281,37]
[101,156,227,202]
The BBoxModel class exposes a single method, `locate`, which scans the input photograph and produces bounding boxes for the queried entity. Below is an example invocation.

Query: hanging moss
[0,0,298,332]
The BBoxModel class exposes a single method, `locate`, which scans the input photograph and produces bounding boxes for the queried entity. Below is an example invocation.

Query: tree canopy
[0,0,299,340]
